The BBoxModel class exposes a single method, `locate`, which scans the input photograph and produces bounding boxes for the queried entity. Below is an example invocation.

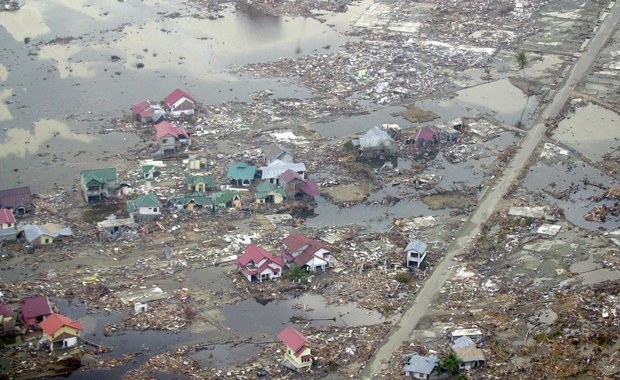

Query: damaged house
[258,159,306,186]
[130,100,165,123]
[184,175,216,193]
[255,182,286,204]
[96,217,137,242]
[281,233,331,272]
[355,126,399,159]
[19,223,73,247]
[0,186,34,216]
[39,313,83,352]
[278,327,313,371]
[404,240,428,268]
[163,88,196,117]
[236,244,285,282]
[20,296,52,329]
[169,192,211,210]
[262,143,294,165]
[80,168,119,203]
[280,169,319,201]
[155,121,190,156]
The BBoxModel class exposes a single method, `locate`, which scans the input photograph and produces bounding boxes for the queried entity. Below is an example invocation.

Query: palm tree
[516,50,528,79]
[438,351,462,375]
[285,264,308,282]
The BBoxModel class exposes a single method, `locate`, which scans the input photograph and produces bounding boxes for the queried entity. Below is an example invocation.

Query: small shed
[404,240,427,268]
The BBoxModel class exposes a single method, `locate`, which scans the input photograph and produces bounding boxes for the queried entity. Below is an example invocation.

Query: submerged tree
[515,50,528,79]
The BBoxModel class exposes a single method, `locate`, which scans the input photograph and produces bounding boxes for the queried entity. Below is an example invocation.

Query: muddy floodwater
[0,0,351,192]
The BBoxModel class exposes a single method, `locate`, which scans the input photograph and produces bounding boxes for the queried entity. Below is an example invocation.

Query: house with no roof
[39,313,84,352]
[278,327,313,371]
[236,244,285,282]
[163,88,196,117]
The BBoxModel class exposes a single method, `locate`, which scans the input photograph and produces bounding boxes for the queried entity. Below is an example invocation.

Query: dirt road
[361,2,620,378]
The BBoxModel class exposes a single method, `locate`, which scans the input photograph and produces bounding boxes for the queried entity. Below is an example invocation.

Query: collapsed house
[130,100,165,123]
[355,126,399,159]
[155,121,190,156]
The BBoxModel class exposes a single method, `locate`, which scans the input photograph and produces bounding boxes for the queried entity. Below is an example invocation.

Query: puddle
[570,257,602,274]
[579,269,620,285]
[222,293,387,336]
[430,153,493,189]
[413,80,539,128]
[554,104,620,162]
[307,195,451,232]
[520,160,620,230]
[310,106,408,138]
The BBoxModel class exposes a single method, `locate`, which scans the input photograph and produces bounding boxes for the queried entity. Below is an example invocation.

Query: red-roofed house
[130,100,165,123]
[0,186,34,216]
[279,170,320,200]
[19,296,52,328]
[0,208,17,241]
[415,126,439,147]
[155,121,190,156]
[164,88,196,117]
[281,234,331,272]
[278,327,313,370]
[39,313,83,351]
[236,244,285,282]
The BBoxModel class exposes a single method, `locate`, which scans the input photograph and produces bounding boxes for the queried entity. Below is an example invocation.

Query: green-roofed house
[127,193,162,222]
[255,182,286,204]
[226,162,257,187]
[184,175,216,193]
[170,192,212,210]
[80,168,119,203]
[211,190,242,211]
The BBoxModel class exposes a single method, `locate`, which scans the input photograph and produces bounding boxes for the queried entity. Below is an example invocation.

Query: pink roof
[236,244,285,271]
[415,126,439,142]
[155,121,189,140]
[0,208,15,224]
[164,88,195,108]
[280,169,303,184]
[20,296,52,320]
[300,179,320,197]
[278,327,311,356]
[282,234,327,252]
[39,313,83,335]
[130,101,151,115]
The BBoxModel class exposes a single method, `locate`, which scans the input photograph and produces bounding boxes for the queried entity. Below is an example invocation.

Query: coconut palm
[516,50,528,79]
[438,351,462,375]
[285,264,308,282]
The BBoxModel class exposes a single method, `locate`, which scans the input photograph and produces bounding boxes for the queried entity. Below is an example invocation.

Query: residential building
[404,240,427,268]
[39,313,83,352]
[96,217,137,242]
[415,126,439,147]
[127,193,162,222]
[211,190,241,210]
[281,233,331,272]
[255,182,286,204]
[226,162,257,187]
[403,354,437,379]
[278,327,313,371]
[155,121,190,156]
[355,126,399,159]
[0,186,34,216]
[130,100,165,123]
[184,175,216,193]
[0,208,17,241]
[19,224,73,247]
[258,159,306,186]
[163,88,195,117]
[19,296,52,328]
[451,328,483,343]
[80,168,118,203]
[279,169,319,200]
[262,143,294,165]
[169,192,211,210]
[236,244,285,282]
[0,304,16,334]
[452,336,486,370]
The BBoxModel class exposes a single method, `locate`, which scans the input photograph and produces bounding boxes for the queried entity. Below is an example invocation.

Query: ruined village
[0,0,620,379]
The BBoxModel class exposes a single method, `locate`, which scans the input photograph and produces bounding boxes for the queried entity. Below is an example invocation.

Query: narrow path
[361,2,620,378]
